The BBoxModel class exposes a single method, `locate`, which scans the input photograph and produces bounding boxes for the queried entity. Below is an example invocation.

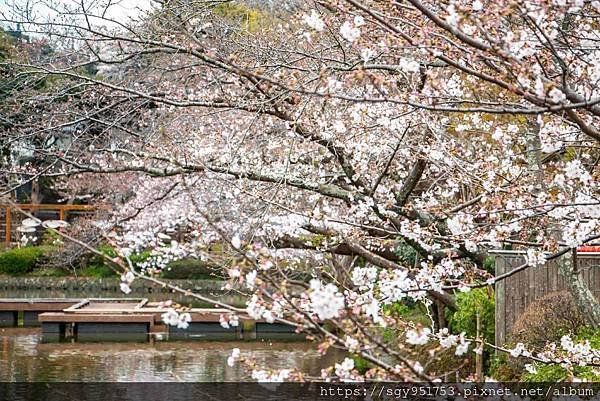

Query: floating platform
[39,298,244,341]
[0,298,304,342]
[0,298,83,327]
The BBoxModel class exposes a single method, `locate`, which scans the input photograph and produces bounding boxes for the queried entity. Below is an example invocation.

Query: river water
[0,288,245,308]
[0,328,341,382]
[0,288,344,382]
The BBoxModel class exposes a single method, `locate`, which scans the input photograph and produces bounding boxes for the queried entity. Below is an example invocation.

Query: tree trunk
[436,299,447,329]
[31,178,41,204]
[431,299,448,331]
[559,250,600,329]
[525,118,544,193]
[475,312,482,381]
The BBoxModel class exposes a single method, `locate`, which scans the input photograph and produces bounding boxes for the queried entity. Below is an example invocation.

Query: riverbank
[0,276,224,292]
[0,276,243,307]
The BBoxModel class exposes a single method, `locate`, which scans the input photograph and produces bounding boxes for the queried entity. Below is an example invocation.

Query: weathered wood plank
[255,323,298,333]
[0,299,82,312]
[77,323,149,334]
[495,256,506,347]
[39,313,155,324]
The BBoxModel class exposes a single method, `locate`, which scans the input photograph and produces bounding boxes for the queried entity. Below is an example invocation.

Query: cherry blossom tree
[1,0,599,381]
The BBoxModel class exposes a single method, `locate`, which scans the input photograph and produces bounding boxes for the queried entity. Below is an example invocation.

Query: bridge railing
[0,204,95,248]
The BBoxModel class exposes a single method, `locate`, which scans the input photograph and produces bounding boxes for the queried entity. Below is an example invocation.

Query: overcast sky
[0,0,154,32]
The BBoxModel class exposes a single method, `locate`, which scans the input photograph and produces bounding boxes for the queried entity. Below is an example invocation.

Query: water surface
[0,288,243,308]
[0,328,340,382]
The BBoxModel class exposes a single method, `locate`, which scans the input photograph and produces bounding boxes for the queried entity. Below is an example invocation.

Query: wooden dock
[0,298,83,327]
[0,298,304,342]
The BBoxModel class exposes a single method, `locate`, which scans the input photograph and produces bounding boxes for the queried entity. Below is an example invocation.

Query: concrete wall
[0,277,225,293]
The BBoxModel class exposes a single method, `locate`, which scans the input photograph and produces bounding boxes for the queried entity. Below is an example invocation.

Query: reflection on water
[0,288,244,308]
[0,328,341,382]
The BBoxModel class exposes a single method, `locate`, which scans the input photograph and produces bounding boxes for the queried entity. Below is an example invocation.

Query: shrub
[79,265,117,278]
[394,239,418,266]
[88,245,117,262]
[500,292,590,381]
[160,258,218,279]
[510,291,587,347]
[41,230,63,246]
[383,300,430,326]
[578,328,600,348]
[81,245,119,277]
[523,363,600,382]
[0,246,47,275]
[522,329,600,382]
[488,354,521,381]
[482,256,495,275]
[97,245,117,258]
[522,364,571,382]
[351,355,371,374]
[31,267,69,277]
[521,363,600,383]
[448,287,495,344]
[447,287,495,373]
[80,246,150,278]
[213,3,270,32]
[129,250,151,266]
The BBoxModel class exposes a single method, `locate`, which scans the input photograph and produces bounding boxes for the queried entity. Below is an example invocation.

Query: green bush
[448,288,495,344]
[0,246,48,275]
[41,230,63,246]
[160,258,218,279]
[79,246,157,278]
[81,245,119,277]
[351,355,371,374]
[383,300,429,326]
[522,364,571,382]
[488,354,521,381]
[522,363,600,382]
[482,256,495,275]
[575,328,600,348]
[447,287,495,372]
[80,245,150,277]
[97,245,117,258]
[129,250,151,266]
[79,264,117,278]
[394,239,418,266]
[519,329,600,382]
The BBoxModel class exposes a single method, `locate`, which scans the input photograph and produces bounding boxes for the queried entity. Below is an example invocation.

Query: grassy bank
[0,246,218,280]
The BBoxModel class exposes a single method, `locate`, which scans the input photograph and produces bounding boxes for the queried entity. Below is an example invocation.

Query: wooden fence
[0,204,95,248]
[494,250,600,346]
